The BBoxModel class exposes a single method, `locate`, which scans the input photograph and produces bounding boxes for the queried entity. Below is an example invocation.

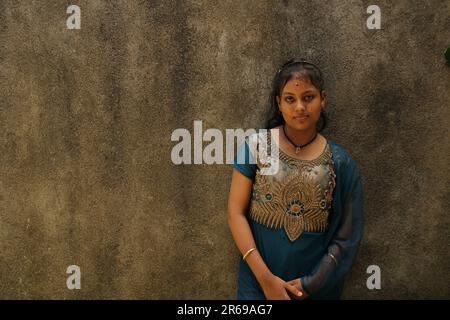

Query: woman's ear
[320,90,327,109]
[276,95,280,107]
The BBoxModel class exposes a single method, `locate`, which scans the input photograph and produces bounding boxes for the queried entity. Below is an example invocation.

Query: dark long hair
[265,58,328,131]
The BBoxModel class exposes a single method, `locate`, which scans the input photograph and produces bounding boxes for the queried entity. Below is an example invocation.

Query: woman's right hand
[259,273,303,300]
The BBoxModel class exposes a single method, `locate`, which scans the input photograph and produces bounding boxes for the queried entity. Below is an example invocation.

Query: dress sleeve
[299,159,364,297]
[232,137,257,181]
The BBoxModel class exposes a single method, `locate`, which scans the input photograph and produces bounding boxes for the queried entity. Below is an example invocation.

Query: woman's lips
[294,115,309,121]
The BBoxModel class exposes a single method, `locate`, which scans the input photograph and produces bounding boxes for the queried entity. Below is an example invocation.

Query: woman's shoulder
[245,129,271,150]
[326,138,360,170]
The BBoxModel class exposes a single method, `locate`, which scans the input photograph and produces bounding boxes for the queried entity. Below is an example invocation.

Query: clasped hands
[259,274,309,300]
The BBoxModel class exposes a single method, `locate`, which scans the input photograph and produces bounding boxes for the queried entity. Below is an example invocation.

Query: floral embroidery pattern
[248,131,336,242]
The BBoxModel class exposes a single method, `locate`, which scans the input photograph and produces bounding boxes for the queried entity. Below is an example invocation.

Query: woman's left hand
[286,278,309,300]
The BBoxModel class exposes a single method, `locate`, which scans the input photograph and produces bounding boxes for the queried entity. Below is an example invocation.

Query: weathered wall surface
[0,0,449,299]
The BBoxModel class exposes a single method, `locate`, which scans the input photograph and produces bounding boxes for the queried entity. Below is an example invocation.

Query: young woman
[227,59,364,300]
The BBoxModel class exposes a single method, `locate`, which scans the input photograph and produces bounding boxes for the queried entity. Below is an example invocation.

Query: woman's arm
[227,169,272,283]
[299,160,364,297]
[227,168,302,299]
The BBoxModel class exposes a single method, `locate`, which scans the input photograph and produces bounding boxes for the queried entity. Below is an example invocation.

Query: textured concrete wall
[0,0,449,299]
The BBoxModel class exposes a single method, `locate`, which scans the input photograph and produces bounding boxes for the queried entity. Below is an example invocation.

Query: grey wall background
[0,0,449,299]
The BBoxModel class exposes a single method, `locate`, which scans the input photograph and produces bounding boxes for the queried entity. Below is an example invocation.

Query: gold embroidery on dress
[248,130,336,242]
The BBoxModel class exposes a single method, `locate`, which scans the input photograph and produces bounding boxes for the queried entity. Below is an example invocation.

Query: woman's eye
[304,95,314,101]
[285,97,295,103]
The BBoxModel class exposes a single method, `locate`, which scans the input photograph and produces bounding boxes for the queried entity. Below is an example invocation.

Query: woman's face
[276,76,326,132]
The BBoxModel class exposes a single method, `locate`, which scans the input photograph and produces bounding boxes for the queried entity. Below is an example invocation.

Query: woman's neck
[281,125,318,146]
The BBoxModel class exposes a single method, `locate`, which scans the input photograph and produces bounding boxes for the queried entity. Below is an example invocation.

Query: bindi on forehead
[287,76,312,87]
[283,82,317,93]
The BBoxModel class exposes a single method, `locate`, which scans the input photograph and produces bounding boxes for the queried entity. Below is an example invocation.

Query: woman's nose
[295,101,306,111]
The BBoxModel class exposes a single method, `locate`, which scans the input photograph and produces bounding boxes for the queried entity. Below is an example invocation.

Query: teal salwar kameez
[232,130,364,300]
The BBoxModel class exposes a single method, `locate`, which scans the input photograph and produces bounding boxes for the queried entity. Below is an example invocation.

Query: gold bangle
[329,253,338,266]
[243,247,256,260]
